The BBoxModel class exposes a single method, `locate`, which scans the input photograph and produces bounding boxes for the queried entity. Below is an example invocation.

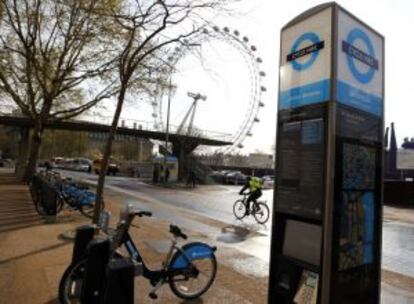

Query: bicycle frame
[122,232,197,284]
[240,193,261,208]
[97,204,217,299]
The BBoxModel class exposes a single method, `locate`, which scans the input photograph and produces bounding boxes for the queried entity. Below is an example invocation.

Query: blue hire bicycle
[59,204,217,302]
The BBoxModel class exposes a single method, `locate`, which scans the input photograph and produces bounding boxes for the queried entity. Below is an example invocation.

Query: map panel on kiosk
[276,112,325,220]
[342,143,376,190]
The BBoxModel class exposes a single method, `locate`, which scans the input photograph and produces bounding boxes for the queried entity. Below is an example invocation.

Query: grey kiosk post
[268,3,384,304]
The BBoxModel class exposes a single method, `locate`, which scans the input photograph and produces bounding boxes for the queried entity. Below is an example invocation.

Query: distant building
[247,153,274,168]
[384,122,414,180]
[87,132,153,162]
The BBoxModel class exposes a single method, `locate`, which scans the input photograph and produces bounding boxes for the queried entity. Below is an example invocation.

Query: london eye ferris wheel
[150,25,267,154]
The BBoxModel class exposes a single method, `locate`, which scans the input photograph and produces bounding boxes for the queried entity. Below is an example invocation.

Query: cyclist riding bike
[239,176,263,215]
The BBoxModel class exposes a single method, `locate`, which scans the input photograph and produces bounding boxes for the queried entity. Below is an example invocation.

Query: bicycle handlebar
[136,211,152,217]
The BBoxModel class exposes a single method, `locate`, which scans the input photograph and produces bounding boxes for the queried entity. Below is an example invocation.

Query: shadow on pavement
[0,241,71,265]
[217,223,267,244]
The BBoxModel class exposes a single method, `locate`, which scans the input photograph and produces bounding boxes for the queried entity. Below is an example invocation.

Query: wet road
[60,170,414,282]
[382,221,414,278]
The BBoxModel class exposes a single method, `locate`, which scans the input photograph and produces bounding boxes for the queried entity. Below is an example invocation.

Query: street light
[163,78,176,183]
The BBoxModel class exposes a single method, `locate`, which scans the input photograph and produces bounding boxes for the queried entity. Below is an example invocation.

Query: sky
[120,0,414,155]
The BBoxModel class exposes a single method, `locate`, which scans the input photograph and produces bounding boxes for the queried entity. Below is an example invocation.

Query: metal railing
[80,115,233,142]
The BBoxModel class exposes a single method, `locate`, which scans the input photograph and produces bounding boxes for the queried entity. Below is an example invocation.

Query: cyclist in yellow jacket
[239,176,263,215]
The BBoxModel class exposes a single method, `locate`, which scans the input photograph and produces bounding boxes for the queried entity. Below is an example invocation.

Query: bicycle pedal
[149,292,158,299]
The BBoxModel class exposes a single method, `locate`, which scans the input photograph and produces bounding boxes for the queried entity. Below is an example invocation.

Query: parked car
[71,158,92,172]
[262,175,275,189]
[224,171,247,185]
[92,157,119,176]
[208,170,232,183]
[61,158,74,170]
[0,158,13,167]
[51,157,66,169]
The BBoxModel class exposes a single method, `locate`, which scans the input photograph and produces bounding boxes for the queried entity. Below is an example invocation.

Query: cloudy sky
[122,0,414,154]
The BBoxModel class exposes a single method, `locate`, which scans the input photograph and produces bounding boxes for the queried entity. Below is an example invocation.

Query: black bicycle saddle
[169,224,188,240]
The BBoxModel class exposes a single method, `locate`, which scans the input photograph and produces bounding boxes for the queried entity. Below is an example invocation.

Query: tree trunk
[15,128,30,180]
[93,87,127,223]
[23,121,44,182]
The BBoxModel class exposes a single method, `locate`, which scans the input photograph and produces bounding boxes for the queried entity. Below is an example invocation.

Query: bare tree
[0,0,120,180]
[93,0,236,222]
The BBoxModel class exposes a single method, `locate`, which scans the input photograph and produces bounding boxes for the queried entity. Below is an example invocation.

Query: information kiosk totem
[268,3,384,304]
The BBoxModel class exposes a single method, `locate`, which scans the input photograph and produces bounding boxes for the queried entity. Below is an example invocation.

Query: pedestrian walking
[153,164,159,183]
[165,167,170,183]
[187,170,196,188]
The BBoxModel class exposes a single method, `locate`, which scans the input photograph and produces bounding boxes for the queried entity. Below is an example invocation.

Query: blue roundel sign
[343,28,378,84]
[289,32,323,71]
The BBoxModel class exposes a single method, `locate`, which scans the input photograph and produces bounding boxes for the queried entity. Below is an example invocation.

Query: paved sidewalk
[0,170,266,304]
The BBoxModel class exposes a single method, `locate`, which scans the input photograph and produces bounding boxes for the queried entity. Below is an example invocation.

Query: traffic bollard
[81,238,110,304]
[72,225,95,265]
[103,258,135,304]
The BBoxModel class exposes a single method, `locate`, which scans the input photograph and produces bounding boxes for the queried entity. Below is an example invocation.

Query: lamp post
[163,78,174,184]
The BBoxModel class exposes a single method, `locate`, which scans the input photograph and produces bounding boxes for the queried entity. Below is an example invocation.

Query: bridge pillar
[171,140,199,181]
[15,127,30,179]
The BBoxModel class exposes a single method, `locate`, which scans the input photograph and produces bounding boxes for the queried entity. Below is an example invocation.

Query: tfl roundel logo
[342,28,379,84]
[287,32,324,71]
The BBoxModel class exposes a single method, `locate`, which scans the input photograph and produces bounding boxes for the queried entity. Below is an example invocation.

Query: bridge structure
[0,114,233,179]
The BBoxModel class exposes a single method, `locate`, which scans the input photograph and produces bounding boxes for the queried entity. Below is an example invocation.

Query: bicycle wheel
[253,202,270,224]
[35,199,47,215]
[169,251,217,300]
[233,199,247,220]
[59,259,87,304]
[80,204,94,219]
[56,196,64,213]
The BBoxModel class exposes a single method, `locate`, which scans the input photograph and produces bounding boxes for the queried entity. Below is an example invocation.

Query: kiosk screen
[283,220,322,266]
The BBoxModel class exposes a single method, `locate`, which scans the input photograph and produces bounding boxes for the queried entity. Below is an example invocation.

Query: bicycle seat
[169,224,187,240]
